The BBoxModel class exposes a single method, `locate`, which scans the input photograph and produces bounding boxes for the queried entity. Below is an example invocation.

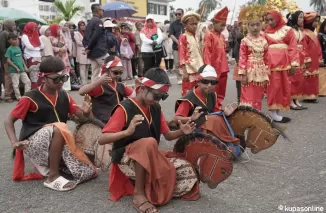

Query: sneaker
[177,80,182,85]
[134,75,139,80]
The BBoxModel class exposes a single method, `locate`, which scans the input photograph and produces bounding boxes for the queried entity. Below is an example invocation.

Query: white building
[0,0,92,23]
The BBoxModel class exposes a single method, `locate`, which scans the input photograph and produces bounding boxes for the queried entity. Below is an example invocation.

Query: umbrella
[102,1,137,19]
[0,8,47,25]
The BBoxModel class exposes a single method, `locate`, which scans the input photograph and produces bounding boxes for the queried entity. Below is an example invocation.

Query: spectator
[134,22,144,77]
[75,21,90,85]
[0,19,16,102]
[169,8,185,84]
[39,25,54,58]
[49,24,71,91]
[140,15,163,74]
[5,33,31,100]
[68,22,78,75]
[162,24,173,73]
[83,4,108,82]
[60,21,73,56]
[21,22,44,89]
[104,20,119,56]
[120,38,133,80]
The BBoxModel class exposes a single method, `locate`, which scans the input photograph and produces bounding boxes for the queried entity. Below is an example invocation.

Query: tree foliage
[54,0,85,21]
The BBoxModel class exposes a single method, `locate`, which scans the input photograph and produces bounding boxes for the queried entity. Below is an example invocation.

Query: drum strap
[208,112,235,137]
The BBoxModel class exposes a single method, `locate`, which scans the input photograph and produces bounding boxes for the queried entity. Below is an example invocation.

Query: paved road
[1,70,326,213]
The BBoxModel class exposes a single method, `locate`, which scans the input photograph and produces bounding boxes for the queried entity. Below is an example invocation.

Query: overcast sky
[171,0,313,12]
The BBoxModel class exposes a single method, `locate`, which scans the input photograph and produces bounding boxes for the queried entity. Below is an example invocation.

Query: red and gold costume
[303,12,323,100]
[179,12,203,96]
[238,36,269,110]
[203,6,229,108]
[288,29,311,100]
[264,10,299,110]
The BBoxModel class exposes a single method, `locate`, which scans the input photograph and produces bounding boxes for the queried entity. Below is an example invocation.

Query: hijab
[59,20,71,40]
[141,18,158,38]
[39,25,49,36]
[120,38,133,58]
[78,21,85,36]
[2,19,15,32]
[49,24,60,37]
[265,10,286,34]
[23,22,41,47]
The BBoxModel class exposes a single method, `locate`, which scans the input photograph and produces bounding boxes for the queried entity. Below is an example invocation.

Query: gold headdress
[286,0,301,14]
[238,5,266,24]
[266,0,287,12]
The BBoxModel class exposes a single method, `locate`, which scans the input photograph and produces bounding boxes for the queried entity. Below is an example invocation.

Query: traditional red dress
[264,26,299,110]
[178,31,204,96]
[302,29,323,100]
[289,29,311,100]
[203,31,229,108]
[238,35,269,110]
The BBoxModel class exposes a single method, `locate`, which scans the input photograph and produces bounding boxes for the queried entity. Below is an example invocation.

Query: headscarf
[141,15,158,38]
[304,12,320,32]
[23,22,41,47]
[59,20,71,40]
[2,19,15,32]
[39,25,49,36]
[287,11,304,30]
[78,21,86,36]
[67,21,76,42]
[265,10,286,34]
[49,24,60,37]
[120,38,133,59]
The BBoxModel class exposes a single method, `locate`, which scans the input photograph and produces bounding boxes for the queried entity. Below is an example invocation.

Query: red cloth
[141,19,158,38]
[289,68,303,99]
[102,98,170,134]
[213,6,228,23]
[49,24,60,37]
[181,79,197,96]
[11,87,78,120]
[176,87,220,116]
[215,72,228,108]
[265,10,286,34]
[240,83,265,110]
[303,76,319,100]
[88,82,133,97]
[267,71,291,110]
[23,22,41,47]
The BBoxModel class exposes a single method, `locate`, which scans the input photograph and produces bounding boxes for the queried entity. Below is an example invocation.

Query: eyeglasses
[112,71,123,75]
[153,92,169,101]
[46,75,69,84]
[175,13,182,16]
[200,79,218,85]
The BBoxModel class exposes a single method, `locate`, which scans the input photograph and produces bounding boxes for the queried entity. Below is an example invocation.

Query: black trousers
[131,58,137,76]
[236,80,241,102]
[164,59,174,70]
[142,51,162,75]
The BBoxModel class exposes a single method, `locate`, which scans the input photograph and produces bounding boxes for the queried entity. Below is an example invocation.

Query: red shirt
[102,98,169,134]
[175,88,220,117]
[88,82,133,97]
[11,87,78,120]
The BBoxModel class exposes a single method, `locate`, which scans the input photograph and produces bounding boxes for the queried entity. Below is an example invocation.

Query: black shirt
[83,16,108,59]
[170,20,185,51]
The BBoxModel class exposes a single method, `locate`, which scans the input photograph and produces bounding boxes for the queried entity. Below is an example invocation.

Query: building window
[148,3,166,15]
[159,5,167,15]
[149,3,155,14]
[39,5,44,11]
[39,0,55,2]
[44,5,49,11]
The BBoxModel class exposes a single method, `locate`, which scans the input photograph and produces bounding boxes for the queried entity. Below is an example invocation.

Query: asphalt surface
[1,68,326,213]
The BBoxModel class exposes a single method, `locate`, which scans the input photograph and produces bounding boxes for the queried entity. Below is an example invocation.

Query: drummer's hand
[126,115,144,136]
[224,102,238,116]
[12,140,28,150]
[74,95,92,117]
[190,107,203,121]
[178,120,196,135]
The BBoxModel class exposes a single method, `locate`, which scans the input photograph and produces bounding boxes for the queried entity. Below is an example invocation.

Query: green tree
[45,17,64,24]
[170,5,176,22]
[54,0,85,21]
[186,7,194,12]
[310,0,326,15]
[198,0,221,21]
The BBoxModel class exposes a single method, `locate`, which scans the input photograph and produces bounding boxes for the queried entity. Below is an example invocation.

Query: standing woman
[68,22,78,75]
[49,24,71,91]
[75,21,90,85]
[318,19,326,96]
[303,12,323,102]
[163,23,174,73]
[264,10,299,123]
[21,22,44,89]
[287,11,310,109]
[39,25,54,59]
[140,15,163,74]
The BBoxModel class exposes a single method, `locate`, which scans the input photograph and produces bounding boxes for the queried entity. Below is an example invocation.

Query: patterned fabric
[118,153,198,198]
[24,126,95,184]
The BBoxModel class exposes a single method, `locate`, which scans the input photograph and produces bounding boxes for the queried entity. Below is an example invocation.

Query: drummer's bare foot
[133,194,159,213]
[224,102,238,116]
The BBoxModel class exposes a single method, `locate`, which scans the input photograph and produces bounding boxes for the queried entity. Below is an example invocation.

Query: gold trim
[270,65,292,72]
[268,104,290,111]
[291,94,303,99]
[268,44,288,49]
[304,58,311,63]
[291,61,300,67]
[38,87,60,122]
[129,98,152,125]
[302,94,318,100]
[22,96,38,113]
[118,104,128,125]
[193,88,207,107]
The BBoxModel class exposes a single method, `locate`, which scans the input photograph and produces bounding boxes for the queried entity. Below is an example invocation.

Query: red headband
[100,56,122,76]
[140,77,170,93]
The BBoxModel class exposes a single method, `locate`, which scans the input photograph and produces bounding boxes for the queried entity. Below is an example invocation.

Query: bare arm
[170,35,178,44]
[163,129,184,141]
[79,80,101,95]
[7,58,18,70]
[173,115,192,124]
[98,131,129,145]
[4,115,19,145]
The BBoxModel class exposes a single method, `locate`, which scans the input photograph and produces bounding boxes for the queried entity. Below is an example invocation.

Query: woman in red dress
[303,12,323,103]
[264,10,299,123]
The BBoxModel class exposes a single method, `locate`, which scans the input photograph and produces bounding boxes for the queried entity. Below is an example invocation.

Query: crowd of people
[2,2,326,213]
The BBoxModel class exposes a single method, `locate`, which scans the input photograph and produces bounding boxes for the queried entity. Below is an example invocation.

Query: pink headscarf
[120,38,134,59]
[141,18,158,38]
[265,10,286,34]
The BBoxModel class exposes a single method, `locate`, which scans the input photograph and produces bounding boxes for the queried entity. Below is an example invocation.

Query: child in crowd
[5,33,31,100]
[120,38,134,81]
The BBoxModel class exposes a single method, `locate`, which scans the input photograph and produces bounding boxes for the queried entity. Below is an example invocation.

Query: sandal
[43,176,76,192]
[133,201,160,213]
